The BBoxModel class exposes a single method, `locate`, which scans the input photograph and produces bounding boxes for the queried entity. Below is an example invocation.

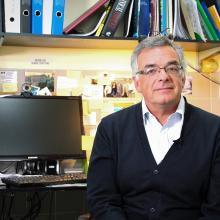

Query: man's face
[133,46,185,110]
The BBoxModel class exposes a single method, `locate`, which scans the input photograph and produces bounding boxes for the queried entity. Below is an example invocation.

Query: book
[139,0,150,37]
[173,0,189,39]
[149,0,156,35]
[63,0,109,34]
[201,1,220,39]
[63,0,98,30]
[101,0,131,37]
[167,0,173,35]
[155,0,160,35]
[70,6,106,35]
[124,0,134,37]
[215,0,220,14]
[180,0,196,39]
[130,0,140,38]
[67,10,107,36]
[95,0,115,36]
[208,4,220,30]
[196,0,219,40]
[160,0,167,34]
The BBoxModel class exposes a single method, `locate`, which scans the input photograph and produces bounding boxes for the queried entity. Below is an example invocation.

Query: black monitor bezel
[0,95,85,161]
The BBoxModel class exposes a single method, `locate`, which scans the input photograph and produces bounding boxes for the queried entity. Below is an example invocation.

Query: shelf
[0,33,219,51]
[0,33,138,50]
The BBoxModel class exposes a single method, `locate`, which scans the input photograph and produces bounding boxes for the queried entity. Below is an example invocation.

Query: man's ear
[181,75,186,89]
[132,76,142,93]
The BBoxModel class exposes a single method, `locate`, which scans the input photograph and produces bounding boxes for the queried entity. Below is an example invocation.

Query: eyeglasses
[136,64,183,76]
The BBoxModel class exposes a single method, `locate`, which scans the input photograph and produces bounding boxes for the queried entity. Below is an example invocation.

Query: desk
[0,184,88,220]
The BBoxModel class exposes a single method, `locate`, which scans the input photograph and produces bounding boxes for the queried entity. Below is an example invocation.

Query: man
[87,35,220,220]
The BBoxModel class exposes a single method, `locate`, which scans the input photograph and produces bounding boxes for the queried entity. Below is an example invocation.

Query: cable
[20,192,39,220]
[30,192,41,220]
[20,192,49,220]
[187,62,220,85]
[0,162,16,174]
[49,191,54,220]
[0,193,6,220]
[6,193,14,220]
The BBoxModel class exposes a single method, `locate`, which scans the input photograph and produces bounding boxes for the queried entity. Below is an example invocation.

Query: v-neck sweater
[87,100,220,220]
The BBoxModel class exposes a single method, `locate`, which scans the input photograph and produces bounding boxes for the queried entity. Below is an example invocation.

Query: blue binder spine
[51,0,65,35]
[32,0,43,34]
[139,0,150,37]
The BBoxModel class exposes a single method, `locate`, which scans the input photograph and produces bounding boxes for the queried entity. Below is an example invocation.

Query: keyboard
[1,173,87,187]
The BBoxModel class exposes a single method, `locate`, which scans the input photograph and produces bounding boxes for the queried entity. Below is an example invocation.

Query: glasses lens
[165,64,180,74]
[144,67,158,76]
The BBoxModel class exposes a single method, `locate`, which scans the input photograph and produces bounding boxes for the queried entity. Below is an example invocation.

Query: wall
[0,46,219,116]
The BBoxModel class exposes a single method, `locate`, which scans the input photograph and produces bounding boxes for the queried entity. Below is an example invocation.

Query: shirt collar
[142,96,185,123]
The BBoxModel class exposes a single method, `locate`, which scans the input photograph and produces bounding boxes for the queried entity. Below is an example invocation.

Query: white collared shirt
[142,96,185,165]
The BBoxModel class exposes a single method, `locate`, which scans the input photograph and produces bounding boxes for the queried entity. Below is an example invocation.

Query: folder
[51,0,65,35]
[208,5,220,30]
[32,0,43,34]
[196,0,219,40]
[21,0,32,33]
[63,0,109,34]
[201,1,220,39]
[4,0,21,33]
[95,0,115,36]
[64,0,98,31]
[0,0,4,32]
[43,0,53,34]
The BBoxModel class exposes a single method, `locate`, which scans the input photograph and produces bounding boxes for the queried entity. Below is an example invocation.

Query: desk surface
[0,183,87,192]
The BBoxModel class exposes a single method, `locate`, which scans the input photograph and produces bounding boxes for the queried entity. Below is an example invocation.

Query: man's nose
[158,68,169,80]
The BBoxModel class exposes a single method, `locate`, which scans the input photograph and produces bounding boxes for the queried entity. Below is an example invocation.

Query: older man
[87,35,220,220]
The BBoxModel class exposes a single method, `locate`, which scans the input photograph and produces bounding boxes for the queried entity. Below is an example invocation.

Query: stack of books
[1,0,220,41]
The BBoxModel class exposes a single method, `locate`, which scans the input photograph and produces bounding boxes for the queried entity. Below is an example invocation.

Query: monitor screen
[0,96,85,160]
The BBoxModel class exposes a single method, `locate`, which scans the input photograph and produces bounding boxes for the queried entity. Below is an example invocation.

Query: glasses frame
[136,64,183,77]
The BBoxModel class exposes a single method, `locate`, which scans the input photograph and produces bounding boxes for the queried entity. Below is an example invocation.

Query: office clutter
[1,0,219,40]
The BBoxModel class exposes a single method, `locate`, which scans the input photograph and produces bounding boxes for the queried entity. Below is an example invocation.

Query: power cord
[0,193,6,220]
[21,191,50,220]
[49,191,54,220]
[0,162,16,174]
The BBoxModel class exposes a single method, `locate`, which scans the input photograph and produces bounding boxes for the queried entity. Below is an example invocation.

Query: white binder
[43,0,53,34]
[4,0,21,33]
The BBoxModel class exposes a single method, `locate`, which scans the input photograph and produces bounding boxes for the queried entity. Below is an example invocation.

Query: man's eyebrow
[144,60,180,68]
[144,64,157,68]
[166,60,180,65]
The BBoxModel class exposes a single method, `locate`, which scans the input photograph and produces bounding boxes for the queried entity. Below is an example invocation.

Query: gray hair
[130,35,186,78]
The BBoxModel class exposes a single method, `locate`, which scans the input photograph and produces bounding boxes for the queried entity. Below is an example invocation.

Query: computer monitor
[0,96,85,161]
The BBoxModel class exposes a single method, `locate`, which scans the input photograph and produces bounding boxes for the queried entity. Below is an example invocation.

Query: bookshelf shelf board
[0,33,138,49]
[175,40,220,52]
[0,33,219,51]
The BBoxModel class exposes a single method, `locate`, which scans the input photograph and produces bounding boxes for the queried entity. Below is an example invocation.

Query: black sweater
[87,100,220,220]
